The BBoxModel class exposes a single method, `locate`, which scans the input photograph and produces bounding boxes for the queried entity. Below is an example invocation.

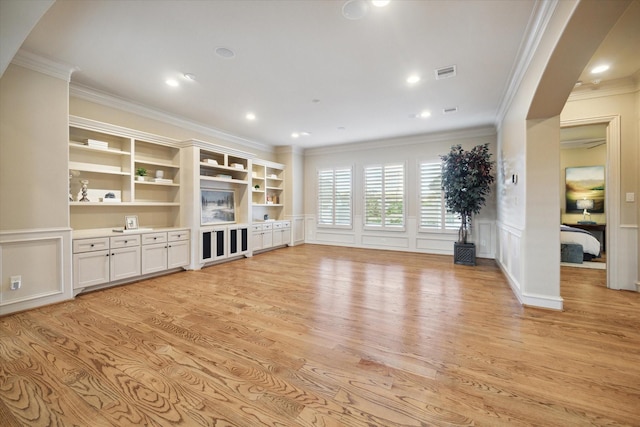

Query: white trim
[69,115,180,147]
[496,0,560,128]
[11,49,76,82]
[568,77,639,102]
[0,228,73,315]
[521,292,564,310]
[305,126,496,157]
[70,83,271,152]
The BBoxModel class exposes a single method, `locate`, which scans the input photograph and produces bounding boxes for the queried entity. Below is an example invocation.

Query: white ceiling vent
[443,106,458,114]
[435,65,456,80]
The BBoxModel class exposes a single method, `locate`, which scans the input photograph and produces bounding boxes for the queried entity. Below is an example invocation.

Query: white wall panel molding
[496,221,524,304]
[286,214,305,246]
[0,228,72,315]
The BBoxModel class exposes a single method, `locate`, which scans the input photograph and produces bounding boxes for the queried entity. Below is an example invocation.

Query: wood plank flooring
[1,244,639,426]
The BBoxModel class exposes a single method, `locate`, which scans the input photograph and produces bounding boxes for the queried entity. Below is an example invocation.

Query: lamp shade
[576,199,594,210]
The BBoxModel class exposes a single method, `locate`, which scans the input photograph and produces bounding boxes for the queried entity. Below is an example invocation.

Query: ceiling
[11,0,640,149]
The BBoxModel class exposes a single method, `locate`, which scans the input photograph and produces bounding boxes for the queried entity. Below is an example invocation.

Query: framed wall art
[565,166,605,213]
[201,189,236,225]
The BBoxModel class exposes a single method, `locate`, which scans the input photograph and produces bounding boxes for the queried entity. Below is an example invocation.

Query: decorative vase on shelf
[79,179,90,202]
[155,170,164,179]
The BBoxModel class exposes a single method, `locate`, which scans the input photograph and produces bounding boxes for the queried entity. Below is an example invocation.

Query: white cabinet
[167,230,190,269]
[228,224,250,257]
[141,231,190,274]
[109,235,141,282]
[73,237,110,289]
[73,229,189,292]
[73,235,140,289]
[251,221,289,254]
[273,221,291,247]
[141,232,168,275]
[201,224,248,263]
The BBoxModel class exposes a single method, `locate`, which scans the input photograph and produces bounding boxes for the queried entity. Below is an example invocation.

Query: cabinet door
[110,246,141,281]
[142,242,167,275]
[272,229,283,247]
[282,228,291,246]
[263,229,273,248]
[168,240,190,269]
[73,250,109,289]
[252,231,263,251]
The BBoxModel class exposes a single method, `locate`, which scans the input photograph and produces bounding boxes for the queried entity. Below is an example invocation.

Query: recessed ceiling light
[165,79,179,87]
[215,47,235,58]
[591,64,609,74]
[183,73,196,81]
[312,99,321,104]
[406,74,421,84]
[372,0,390,7]
[420,110,431,118]
[337,127,346,131]
[291,132,300,138]
[246,112,256,121]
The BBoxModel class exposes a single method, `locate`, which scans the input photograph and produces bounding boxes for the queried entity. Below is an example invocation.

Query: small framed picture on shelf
[125,215,139,230]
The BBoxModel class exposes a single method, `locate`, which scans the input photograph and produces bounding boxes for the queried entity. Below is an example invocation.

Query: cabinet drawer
[252,224,263,232]
[263,223,273,230]
[110,234,141,248]
[141,232,167,245]
[168,230,190,242]
[281,221,291,228]
[273,222,283,229]
[73,237,109,253]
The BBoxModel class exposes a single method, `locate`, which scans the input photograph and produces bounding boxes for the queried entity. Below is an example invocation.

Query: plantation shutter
[318,167,352,227]
[364,163,404,228]
[419,162,461,230]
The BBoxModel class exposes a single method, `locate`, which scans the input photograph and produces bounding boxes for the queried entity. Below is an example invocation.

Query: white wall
[303,128,497,257]
[0,62,73,314]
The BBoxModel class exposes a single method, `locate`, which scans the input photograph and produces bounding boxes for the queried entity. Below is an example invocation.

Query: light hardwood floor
[1,244,639,426]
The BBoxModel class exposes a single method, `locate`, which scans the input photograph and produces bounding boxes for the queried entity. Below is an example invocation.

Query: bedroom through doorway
[560,123,608,273]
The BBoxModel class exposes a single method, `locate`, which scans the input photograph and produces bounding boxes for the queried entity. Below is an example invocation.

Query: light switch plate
[626,192,635,202]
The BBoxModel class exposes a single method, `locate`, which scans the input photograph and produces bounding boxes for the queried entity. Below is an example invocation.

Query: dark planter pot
[454,242,476,266]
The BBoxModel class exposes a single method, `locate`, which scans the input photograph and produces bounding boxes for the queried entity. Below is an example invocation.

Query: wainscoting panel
[497,222,523,300]
[361,235,409,249]
[315,231,357,245]
[0,228,72,315]
[289,215,305,246]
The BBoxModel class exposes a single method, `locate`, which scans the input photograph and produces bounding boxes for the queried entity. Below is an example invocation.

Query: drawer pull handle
[90,244,94,247]
[153,237,157,240]
[124,240,128,244]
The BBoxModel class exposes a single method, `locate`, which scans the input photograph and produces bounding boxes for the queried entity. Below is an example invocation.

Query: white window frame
[317,166,353,229]
[363,162,406,231]
[418,160,461,233]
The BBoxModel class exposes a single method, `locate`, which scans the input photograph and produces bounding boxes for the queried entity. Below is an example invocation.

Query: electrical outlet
[10,275,21,291]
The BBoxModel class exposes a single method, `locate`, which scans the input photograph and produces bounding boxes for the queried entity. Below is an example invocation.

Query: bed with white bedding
[560,225,601,261]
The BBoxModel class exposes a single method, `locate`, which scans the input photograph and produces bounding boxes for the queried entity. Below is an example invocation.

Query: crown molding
[274,145,305,156]
[495,0,560,128]
[567,76,639,102]
[304,125,496,157]
[11,49,76,82]
[69,83,272,153]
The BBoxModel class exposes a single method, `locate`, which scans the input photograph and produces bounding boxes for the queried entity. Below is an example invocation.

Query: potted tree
[441,143,494,265]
